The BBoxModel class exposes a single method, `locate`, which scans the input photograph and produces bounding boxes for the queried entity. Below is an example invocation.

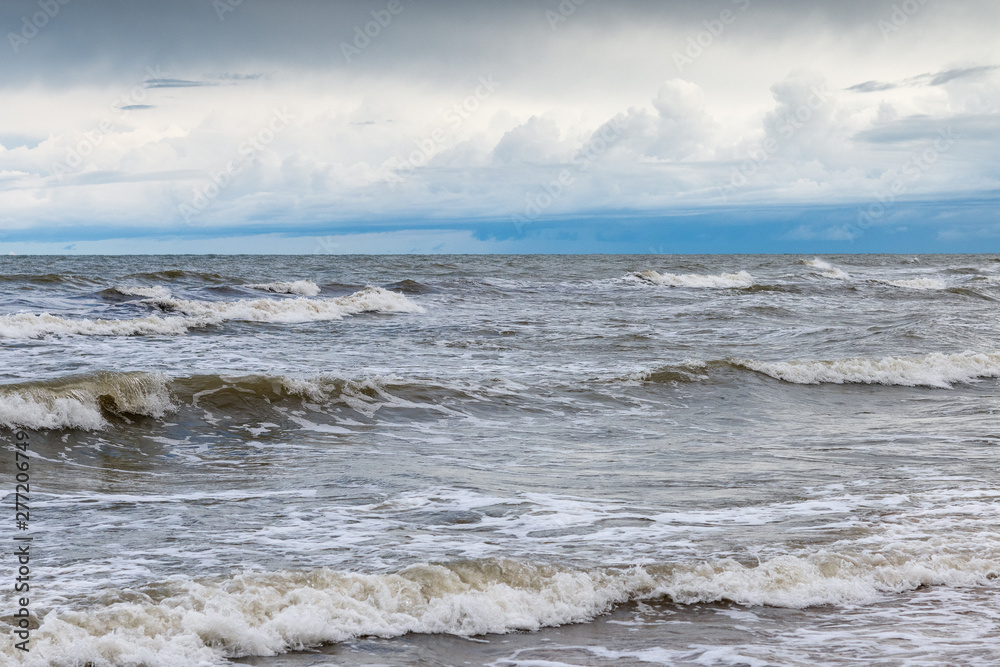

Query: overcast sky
[0,0,998,253]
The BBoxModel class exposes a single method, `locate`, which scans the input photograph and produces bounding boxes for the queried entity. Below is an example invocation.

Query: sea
[1,254,1000,667]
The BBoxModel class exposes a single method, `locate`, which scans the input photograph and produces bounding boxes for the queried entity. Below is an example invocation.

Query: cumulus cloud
[0,0,998,249]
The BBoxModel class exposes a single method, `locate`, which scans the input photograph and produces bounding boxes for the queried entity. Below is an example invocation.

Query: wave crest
[0,312,196,339]
[0,372,461,431]
[736,351,1000,388]
[12,550,998,665]
[878,278,947,290]
[145,286,423,323]
[0,372,173,430]
[0,287,422,339]
[105,285,172,299]
[637,352,1000,389]
[633,270,755,288]
[805,258,851,280]
[245,280,321,296]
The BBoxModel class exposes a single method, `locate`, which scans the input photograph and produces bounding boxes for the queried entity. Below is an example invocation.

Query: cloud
[847,80,899,93]
[492,116,567,165]
[143,78,218,89]
[848,65,999,92]
[855,114,1000,144]
[0,0,999,251]
[929,65,999,85]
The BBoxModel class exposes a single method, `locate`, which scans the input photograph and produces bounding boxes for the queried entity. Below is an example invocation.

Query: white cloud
[0,0,998,244]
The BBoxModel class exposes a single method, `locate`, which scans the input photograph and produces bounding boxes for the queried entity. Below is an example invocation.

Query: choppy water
[2,254,1000,666]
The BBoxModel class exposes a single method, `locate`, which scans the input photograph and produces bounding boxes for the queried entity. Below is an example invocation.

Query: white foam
[805,258,851,280]
[245,280,321,297]
[878,278,948,290]
[145,286,423,324]
[635,270,755,289]
[0,288,422,338]
[111,285,172,298]
[0,312,196,339]
[736,351,1000,388]
[8,546,999,666]
[11,560,640,665]
[0,372,174,430]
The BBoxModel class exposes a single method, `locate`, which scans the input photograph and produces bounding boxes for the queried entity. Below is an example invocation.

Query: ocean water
[1,254,1000,667]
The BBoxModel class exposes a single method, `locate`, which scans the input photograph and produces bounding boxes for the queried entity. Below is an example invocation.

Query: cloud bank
[0,0,998,252]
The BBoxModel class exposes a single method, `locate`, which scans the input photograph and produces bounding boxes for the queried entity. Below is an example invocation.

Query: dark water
[1,254,999,666]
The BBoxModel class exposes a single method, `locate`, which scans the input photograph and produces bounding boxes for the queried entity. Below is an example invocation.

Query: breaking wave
[0,287,422,339]
[632,270,755,288]
[105,285,173,299]
[805,258,851,280]
[0,372,174,430]
[143,286,422,323]
[877,278,948,290]
[0,312,195,339]
[636,351,1000,389]
[734,351,1000,388]
[245,280,321,296]
[0,372,465,431]
[7,549,997,666]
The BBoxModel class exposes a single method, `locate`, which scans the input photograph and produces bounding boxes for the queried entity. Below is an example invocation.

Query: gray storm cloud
[0,0,998,248]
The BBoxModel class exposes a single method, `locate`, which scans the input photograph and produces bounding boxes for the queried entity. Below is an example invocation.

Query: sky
[0,0,998,254]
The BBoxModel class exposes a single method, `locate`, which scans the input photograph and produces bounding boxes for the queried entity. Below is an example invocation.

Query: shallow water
[1,254,999,666]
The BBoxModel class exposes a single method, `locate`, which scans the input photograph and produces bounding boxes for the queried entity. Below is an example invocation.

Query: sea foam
[144,286,422,323]
[634,270,755,288]
[109,285,173,299]
[0,372,174,430]
[736,351,1000,388]
[878,278,948,290]
[805,258,851,280]
[245,280,321,296]
[8,549,998,666]
[0,287,422,339]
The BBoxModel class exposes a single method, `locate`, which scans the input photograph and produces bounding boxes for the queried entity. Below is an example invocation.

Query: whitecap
[245,280,321,297]
[634,270,755,289]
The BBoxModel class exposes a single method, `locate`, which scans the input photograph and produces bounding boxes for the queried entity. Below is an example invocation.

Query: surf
[0,287,423,339]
